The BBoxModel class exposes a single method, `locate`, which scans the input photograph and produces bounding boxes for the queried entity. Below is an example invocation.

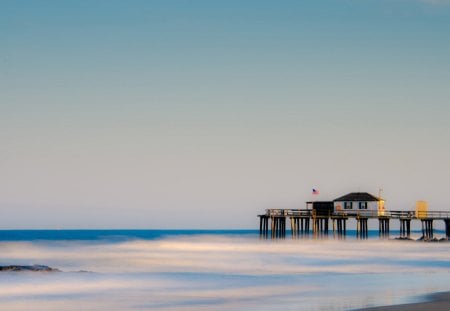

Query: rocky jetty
[416,236,448,242]
[0,265,60,272]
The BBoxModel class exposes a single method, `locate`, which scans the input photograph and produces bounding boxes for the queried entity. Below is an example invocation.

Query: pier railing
[416,210,450,219]
[265,209,311,217]
[264,209,450,220]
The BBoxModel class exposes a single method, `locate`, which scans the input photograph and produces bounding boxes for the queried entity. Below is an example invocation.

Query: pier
[258,209,450,240]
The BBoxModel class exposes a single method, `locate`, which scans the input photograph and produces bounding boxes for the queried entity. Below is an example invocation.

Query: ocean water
[1,230,450,310]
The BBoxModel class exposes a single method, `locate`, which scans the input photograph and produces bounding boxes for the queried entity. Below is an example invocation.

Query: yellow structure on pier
[415,201,428,219]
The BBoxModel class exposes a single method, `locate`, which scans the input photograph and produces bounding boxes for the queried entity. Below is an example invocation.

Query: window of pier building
[358,202,368,209]
[344,202,353,209]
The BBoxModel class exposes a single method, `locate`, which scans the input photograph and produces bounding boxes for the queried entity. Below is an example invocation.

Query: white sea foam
[1,236,450,310]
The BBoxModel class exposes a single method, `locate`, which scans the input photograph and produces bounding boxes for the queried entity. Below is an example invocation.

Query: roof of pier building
[334,192,381,202]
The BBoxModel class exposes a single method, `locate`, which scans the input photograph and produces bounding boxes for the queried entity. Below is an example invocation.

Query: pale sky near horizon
[1,0,450,229]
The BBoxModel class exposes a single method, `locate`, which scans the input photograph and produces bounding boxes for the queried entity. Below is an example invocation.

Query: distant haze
[1,0,450,228]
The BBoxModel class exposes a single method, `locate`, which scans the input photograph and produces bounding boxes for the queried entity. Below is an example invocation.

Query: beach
[358,292,450,311]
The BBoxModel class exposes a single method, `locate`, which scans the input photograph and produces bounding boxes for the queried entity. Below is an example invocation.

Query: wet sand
[356,292,450,311]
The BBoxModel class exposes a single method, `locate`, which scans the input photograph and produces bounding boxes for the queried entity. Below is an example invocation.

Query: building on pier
[306,192,384,217]
[334,192,384,215]
[306,201,334,217]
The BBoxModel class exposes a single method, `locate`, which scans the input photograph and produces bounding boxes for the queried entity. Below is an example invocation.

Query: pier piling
[290,217,310,238]
[313,217,329,237]
[271,216,286,239]
[378,217,390,239]
[421,219,434,240]
[357,217,368,239]
[333,217,347,239]
[445,219,450,240]
[258,215,269,238]
[399,219,411,239]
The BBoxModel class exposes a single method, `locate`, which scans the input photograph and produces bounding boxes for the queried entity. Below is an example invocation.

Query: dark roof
[306,201,334,204]
[334,192,381,202]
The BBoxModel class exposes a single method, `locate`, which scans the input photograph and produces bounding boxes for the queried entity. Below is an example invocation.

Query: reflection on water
[1,235,450,310]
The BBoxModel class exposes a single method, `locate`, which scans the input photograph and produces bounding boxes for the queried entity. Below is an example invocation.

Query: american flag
[312,188,319,195]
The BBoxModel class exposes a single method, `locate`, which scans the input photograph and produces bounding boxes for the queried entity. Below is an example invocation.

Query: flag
[312,188,319,195]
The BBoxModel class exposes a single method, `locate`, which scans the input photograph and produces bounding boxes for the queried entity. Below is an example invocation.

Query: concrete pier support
[357,217,369,239]
[378,217,390,239]
[399,218,411,239]
[421,219,434,240]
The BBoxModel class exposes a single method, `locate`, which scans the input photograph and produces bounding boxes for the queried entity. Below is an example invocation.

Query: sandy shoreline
[355,292,450,311]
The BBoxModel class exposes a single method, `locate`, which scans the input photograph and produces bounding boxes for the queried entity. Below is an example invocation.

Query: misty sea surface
[1,230,450,311]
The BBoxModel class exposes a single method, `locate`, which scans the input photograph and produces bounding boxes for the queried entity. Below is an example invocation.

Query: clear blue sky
[1,0,450,228]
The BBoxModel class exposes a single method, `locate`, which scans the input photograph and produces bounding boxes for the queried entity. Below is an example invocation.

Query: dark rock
[0,265,60,272]
[416,237,444,242]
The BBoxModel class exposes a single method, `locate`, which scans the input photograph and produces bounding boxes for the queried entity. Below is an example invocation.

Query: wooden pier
[258,209,450,240]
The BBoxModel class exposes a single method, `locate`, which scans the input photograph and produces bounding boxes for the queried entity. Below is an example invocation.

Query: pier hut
[306,201,334,236]
[307,201,334,217]
[333,192,384,215]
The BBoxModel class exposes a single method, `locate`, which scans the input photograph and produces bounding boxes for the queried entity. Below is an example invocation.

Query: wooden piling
[258,215,269,239]
[399,219,411,239]
[357,217,368,239]
[333,217,347,239]
[421,219,434,240]
[445,219,450,240]
[378,218,389,239]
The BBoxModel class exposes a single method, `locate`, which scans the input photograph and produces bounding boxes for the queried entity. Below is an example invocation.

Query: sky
[1,0,450,229]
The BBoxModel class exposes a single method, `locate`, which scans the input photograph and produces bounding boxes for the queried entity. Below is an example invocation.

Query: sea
[1,229,450,311]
